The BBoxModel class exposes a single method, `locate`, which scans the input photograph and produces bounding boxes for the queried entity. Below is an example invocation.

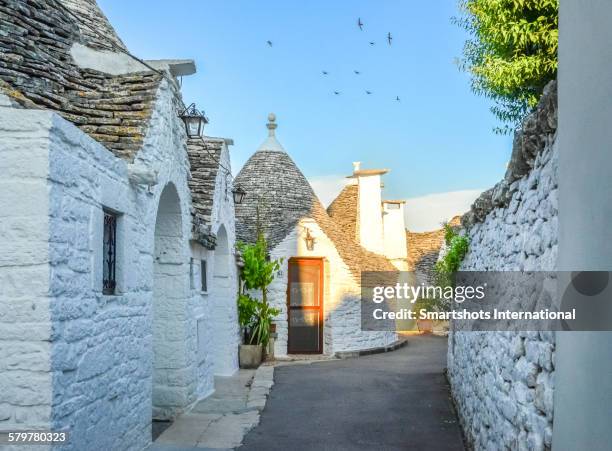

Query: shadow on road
[241,334,464,451]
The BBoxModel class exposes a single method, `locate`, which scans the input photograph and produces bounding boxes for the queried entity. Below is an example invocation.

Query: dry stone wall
[448,82,558,450]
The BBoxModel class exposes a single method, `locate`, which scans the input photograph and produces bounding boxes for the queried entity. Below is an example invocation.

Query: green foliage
[435,224,469,275]
[455,0,558,132]
[238,293,258,328]
[237,234,282,297]
[236,233,283,347]
[249,301,280,347]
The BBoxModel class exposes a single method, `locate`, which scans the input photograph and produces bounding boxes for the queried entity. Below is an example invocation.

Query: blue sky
[99,0,511,207]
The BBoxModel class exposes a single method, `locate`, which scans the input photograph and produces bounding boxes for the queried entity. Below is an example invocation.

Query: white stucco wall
[555,3,612,448]
[265,218,397,357]
[0,77,236,450]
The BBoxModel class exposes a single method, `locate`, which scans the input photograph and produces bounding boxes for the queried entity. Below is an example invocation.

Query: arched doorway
[214,225,230,278]
[210,225,239,375]
[152,183,191,420]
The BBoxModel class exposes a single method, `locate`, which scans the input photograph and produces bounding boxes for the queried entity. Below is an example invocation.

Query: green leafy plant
[455,0,558,132]
[435,223,469,275]
[250,301,279,347]
[236,232,282,347]
[238,293,258,343]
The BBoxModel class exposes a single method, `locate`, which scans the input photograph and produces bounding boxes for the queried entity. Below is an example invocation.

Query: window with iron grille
[201,260,208,292]
[103,209,118,295]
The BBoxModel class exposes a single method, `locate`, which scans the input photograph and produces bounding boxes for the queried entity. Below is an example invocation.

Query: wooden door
[287,258,324,354]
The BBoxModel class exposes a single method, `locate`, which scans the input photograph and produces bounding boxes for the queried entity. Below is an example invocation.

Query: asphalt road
[241,335,465,451]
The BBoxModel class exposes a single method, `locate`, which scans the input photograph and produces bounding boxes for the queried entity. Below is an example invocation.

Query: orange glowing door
[287,258,324,354]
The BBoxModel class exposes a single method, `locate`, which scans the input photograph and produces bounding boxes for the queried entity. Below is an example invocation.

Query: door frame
[286,257,324,354]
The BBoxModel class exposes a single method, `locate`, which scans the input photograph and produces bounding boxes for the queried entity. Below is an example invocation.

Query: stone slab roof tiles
[234,149,395,278]
[0,0,163,161]
[327,184,358,241]
[188,137,227,249]
[406,229,445,276]
[58,0,127,51]
[406,216,461,282]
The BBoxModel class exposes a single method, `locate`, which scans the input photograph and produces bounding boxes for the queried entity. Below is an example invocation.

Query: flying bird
[365,90,372,95]
[396,96,401,102]
[266,40,273,47]
[358,18,363,30]
[387,32,393,46]
[369,41,376,46]
[354,70,361,75]
[334,91,341,95]
[322,71,328,75]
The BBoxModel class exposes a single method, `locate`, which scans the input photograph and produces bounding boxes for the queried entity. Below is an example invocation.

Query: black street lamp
[232,185,246,204]
[179,103,208,138]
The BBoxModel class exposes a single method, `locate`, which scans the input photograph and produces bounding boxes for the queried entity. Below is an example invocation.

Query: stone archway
[152,183,191,420]
[210,224,239,376]
[214,225,230,278]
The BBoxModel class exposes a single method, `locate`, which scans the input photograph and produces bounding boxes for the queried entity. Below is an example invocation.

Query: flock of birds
[266,17,401,102]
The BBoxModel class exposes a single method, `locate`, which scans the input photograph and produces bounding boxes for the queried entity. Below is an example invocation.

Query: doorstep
[334,338,408,359]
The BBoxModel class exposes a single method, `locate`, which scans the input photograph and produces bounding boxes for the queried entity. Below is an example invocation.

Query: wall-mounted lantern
[232,185,246,204]
[179,103,209,138]
[304,228,316,251]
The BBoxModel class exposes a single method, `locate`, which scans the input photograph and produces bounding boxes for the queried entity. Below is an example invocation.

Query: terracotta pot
[239,344,262,369]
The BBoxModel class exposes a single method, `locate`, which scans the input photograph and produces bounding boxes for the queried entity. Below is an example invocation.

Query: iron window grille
[103,209,118,295]
[201,260,208,292]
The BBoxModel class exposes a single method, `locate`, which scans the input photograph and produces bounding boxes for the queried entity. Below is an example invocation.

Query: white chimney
[351,164,388,255]
[382,201,408,270]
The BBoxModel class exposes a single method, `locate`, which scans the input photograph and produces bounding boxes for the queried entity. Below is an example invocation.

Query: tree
[236,233,282,347]
[455,0,558,133]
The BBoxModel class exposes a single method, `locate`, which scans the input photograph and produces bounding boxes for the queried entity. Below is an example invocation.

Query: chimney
[350,163,388,255]
[382,200,408,270]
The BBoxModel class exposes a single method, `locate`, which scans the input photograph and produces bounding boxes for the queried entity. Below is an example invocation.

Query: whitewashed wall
[0,108,55,434]
[0,78,233,450]
[266,218,397,357]
[205,141,239,377]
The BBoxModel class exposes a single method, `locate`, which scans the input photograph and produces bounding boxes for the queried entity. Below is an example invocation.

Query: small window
[201,260,208,292]
[386,203,400,210]
[103,209,118,295]
[189,258,195,289]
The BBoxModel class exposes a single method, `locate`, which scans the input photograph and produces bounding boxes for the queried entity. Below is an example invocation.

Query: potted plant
[238,293,262,368]
[413,296,436,333]
[236,233,282,368]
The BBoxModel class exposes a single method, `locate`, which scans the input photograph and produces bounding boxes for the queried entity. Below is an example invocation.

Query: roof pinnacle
[267,113,277,137]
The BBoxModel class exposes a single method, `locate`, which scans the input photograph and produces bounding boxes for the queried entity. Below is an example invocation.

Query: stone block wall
[447,82,558,450]
[0,108,55,432]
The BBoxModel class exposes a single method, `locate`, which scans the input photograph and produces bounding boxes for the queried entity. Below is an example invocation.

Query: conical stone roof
[234,115,396,277]
[59,0,127,51]
[234,128,316,249]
